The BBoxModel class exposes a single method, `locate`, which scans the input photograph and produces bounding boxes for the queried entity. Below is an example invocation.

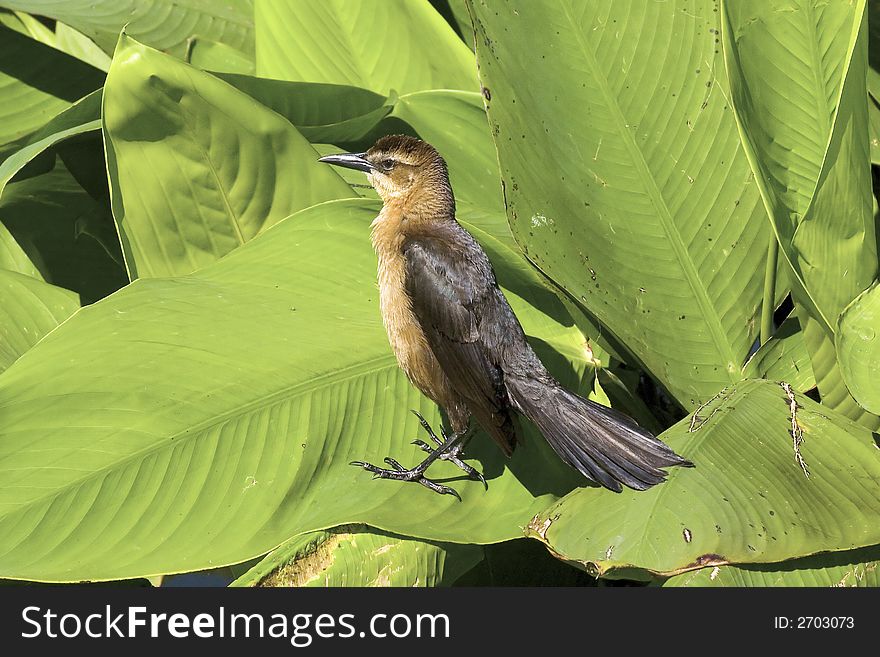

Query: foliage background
[0,0,878,587]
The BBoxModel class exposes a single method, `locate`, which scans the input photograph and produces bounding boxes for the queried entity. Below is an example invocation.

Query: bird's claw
[349,459,462,501]
[410,412,487,489]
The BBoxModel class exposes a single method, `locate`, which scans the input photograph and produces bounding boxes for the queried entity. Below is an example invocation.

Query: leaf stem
[761,235,779,345]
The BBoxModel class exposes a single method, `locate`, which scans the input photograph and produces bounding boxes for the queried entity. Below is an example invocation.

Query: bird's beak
[317,152,374,173]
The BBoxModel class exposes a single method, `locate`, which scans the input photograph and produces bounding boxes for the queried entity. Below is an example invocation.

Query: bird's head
[319,135,454,215]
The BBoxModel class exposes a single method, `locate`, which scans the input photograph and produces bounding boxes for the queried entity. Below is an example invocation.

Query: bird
[319,135,691,499]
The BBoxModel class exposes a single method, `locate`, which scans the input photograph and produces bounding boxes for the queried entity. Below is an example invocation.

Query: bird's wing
[403,229,517,453]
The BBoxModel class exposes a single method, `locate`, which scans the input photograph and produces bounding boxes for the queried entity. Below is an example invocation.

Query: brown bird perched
[320,135,691,499]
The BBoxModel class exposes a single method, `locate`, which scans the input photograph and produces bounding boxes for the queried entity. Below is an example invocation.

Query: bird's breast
[371,210,450,405]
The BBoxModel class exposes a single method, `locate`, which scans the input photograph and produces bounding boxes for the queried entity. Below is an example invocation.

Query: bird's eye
[381,158,395,171]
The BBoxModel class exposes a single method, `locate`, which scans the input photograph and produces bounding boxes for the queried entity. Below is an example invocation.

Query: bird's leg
[409,411,487,489]
[350,412,485,499]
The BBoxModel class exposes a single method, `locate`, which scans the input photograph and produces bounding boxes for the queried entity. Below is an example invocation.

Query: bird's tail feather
[506,375,691,492]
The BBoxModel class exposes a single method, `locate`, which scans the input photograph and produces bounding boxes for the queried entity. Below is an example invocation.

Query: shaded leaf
[664,545,880,587]
[1,155,128,305]
[219,74,394,143]
[0,89,101,199]
[0,222,40,280]
[0,24,103,153]
[232,526,482,587]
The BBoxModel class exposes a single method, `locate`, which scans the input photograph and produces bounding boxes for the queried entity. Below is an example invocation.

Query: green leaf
[218,75,394,143]
[0,223,40,280]
[0,24,103,153]
[0,0,254,59]
[0,89,102,199]
[188,38,254,75]
[431,0,474,50]
[743,317,815,393]
[469,0,773,409]
[54,22,112,72]
[231,526,482,587]
[0,269,78,373]
[391,90,502,214]
[526,378,880,579]
[103,34,353,279]
[1,155,128,305]
[721,0,878,427]
[0,198,590,582]
[664,545,880,587]
[254,0,478,95]
[836,282,880,414]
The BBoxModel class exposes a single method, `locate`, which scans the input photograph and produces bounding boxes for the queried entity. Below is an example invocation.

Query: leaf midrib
[0,354,400,519]
[559,3,738,376]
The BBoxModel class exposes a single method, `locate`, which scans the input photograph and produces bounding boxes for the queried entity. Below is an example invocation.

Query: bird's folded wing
[403,231,515,451]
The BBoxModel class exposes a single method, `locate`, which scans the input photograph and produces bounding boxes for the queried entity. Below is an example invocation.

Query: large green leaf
[1,155,128,305]
[0,223,40,280]
[0,0,254,59]
[254,0,477,95]
[836,282,880,414]
[391,90,502,214]
[188,38,254,75]
[721,0,878,427]
[218,75,394,144]
[0,269,78,373]
[0,89,101,199]
[743,317,815,393]
[0,198,595,582]
[526,378,880,579]
[469,0,772,409]
[231,526,482,587]
[103,34,352,279]
[54,22,112,72]
[0,24,103,153]
[664,545,880,587]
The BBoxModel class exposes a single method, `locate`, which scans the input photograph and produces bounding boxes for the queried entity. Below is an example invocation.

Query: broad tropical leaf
[836,282,880,414]
[218,75,394,144]
[469,0,772,409]
[0,269,78,373]
[1,157,127,305]
[527,378,880,579]
[664,545,880,587]
[721,0,878,427]
[254,0,477,95]
[0,89,101,199]
[231,526,482,587]
[391,90,502,214]
[0,223,40,280]
[0,0,254,59]
[103,34,352,279]
[743,317,815,393]
[0,198,592,582]
[188,38,254,75]
[0,24,103,153]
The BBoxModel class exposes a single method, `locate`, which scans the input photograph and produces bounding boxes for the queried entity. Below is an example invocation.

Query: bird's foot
[410,411,487,490]
[349,411,486,499]
[349,457,462,500]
